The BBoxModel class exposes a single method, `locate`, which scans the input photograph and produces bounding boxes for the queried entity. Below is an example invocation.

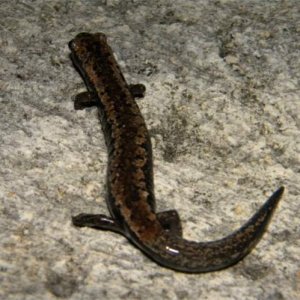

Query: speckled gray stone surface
[0,0,299,299]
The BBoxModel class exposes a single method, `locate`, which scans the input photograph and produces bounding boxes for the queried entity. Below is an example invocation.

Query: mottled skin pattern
[69,33,284,273]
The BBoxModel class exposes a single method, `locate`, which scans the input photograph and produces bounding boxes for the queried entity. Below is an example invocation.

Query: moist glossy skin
[69,32,284,273]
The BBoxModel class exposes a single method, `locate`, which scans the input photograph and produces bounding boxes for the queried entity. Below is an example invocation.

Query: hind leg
[72,213,126,236]
[156,210,183,237]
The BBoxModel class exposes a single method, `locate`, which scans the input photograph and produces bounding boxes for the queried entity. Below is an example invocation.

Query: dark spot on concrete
[45,270,78,298]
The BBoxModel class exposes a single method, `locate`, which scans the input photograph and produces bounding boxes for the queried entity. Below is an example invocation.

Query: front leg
[129,84,146,98]
[73,84,146,110]
[73,91,98,110]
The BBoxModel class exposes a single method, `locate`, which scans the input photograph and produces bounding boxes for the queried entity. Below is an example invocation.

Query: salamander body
[69,32,284,273]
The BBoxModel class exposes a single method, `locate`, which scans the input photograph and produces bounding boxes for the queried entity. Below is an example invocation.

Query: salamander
[68,32,284,273]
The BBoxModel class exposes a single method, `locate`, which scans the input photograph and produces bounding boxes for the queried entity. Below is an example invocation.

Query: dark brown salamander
[69,32,284,273]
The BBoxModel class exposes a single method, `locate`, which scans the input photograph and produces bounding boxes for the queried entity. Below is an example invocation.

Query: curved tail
[146,186,284,273]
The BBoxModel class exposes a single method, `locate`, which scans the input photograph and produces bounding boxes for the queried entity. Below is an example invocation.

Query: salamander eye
[95,32,107,43]
[68,40,76,51]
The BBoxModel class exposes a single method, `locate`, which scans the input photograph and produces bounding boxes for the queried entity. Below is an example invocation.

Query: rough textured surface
[0,0,299,299]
